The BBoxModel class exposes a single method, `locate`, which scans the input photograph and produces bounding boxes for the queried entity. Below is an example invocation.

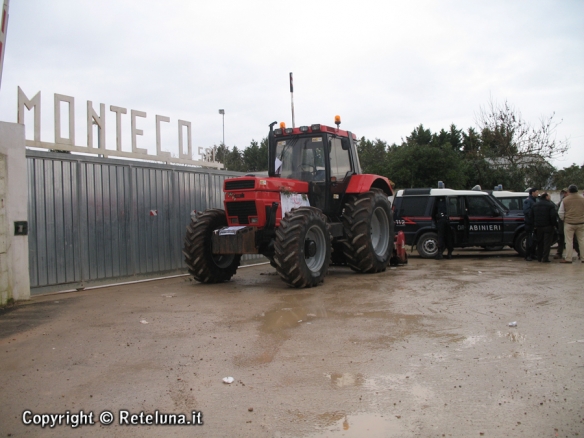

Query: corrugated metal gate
[26,150,263,295]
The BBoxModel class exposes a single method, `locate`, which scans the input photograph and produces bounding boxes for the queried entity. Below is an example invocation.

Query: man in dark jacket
[529,192,558,263]
[522,188,539,261]
[433,196,453,260]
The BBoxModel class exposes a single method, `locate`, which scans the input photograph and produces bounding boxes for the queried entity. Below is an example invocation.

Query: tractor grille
[225,201,257,224]
[225,179,255,190]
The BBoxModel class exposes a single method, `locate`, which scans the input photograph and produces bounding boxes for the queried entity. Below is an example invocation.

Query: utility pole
[218,109,225,146]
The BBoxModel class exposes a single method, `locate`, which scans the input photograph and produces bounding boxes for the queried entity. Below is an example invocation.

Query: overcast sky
[1,0,582,169]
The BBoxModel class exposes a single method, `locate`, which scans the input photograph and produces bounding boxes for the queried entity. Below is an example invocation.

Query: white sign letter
[131,109,147,155]
[54,93,75,145]
[17,87,41,142]
[178,120,192,160]
[87,101,105,149]
[110,105,127,151]
[155,115,171,159]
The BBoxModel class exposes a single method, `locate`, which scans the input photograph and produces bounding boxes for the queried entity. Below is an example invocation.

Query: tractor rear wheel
[183,209,241,283]
[274,207,331,288]
[342,189,394,273]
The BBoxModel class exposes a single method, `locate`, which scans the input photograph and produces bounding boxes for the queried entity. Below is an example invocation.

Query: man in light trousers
[559,184,584,264]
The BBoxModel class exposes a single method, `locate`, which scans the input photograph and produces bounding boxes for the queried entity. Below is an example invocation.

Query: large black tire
[274,207,331,288]
[514,230,528,258]
[417,232,439,258]
[183,209,241,283]
[341,189,394,273]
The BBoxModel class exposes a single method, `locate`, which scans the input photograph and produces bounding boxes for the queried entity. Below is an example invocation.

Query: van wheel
[417,232,439,258]
[483,245,505,251]
[514,230,528,257]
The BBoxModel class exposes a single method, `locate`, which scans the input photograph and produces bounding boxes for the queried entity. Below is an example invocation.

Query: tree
[553,163,584,189]
[219,146,244,171]
[430,124,463,151]
[215,138,269,173]
[386,141,467,189]
[473,98,567,190]
[405,124,432,146]
[357,137,390,177]
[242,139,268,172]
[214,144,229,165]
[477,98,569,162]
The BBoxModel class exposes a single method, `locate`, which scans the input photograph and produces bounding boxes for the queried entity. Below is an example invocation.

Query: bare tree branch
[476,98,569,165]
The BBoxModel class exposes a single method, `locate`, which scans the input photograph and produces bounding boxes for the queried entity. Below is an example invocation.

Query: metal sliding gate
[26,150,262,295]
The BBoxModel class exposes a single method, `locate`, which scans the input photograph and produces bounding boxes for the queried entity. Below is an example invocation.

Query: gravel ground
[1,248,583,437]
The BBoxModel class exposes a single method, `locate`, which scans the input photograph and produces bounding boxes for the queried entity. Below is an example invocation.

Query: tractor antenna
[289,72,296,128]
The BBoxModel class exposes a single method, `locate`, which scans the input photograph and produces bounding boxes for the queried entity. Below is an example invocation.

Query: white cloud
[1,0,582,167]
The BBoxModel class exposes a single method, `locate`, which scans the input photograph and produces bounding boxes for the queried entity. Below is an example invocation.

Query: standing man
[559,184,584,263]
[522,187,539,261]
[433,196,453,260]
[554,188,568,259]
[529,193,558,263]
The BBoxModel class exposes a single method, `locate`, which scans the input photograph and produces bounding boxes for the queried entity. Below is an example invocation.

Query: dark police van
[393,188,527,258]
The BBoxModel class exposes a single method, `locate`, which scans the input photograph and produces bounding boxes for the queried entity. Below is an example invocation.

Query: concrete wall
[0,121,30,304]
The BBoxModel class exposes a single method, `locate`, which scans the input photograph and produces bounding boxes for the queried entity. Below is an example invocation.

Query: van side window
[399,196,429,217]
[466,196,494,216]
[447,197,461,216]
[499,197,524,210]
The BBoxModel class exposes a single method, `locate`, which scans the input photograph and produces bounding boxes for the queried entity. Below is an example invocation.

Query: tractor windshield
[274,136,326,182]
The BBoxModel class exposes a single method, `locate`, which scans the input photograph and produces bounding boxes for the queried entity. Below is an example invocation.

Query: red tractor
[183,117,407,288]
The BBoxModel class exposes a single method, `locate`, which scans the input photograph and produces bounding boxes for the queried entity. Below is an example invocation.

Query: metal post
[218,109,225,146]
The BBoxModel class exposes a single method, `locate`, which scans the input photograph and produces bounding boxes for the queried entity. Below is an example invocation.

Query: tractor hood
[224,176,309,194]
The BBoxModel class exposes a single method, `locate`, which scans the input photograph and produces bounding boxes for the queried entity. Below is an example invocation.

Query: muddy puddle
[306,412,405,437]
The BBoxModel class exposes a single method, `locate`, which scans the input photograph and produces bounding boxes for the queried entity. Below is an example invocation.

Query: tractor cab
[268,118,362,219]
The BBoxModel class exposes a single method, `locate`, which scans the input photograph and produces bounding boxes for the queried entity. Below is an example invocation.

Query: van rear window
[399,196,429,217]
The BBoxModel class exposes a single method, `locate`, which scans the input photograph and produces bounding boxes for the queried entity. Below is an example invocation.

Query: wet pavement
[1,249,583,437]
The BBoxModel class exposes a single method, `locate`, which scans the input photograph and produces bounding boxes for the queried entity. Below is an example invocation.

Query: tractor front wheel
[342,189,394,273]
[183,209,241,283]
[274,207,331,288]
